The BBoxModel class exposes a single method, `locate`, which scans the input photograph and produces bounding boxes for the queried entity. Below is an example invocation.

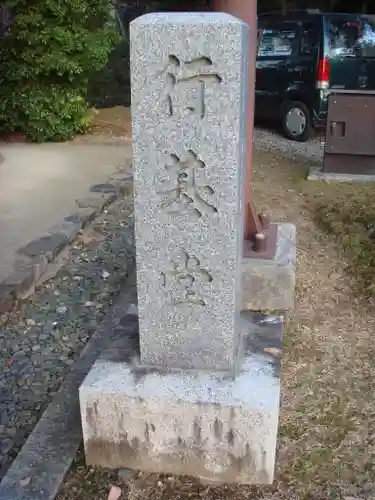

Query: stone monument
[80,12,284,485]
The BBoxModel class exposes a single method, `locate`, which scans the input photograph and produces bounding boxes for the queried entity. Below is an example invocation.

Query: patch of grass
[282,320,299,352]
[314,183,375,296]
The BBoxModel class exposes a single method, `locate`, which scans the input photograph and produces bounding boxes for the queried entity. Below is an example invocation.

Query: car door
[255,21,301,120]
[296,20,321,108]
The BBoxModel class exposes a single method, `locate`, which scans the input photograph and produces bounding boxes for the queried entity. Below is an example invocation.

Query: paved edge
[308,167,375,183]
[0,158,133,316]
[0,268,138,500]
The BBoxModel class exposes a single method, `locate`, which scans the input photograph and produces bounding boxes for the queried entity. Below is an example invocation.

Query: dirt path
[73,107,131,144]
[57,150,375,500]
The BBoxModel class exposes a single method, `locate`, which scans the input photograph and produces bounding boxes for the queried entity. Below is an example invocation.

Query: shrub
[0,0,119,141]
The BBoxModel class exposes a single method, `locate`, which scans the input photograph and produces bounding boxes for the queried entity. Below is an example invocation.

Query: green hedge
[0,0,119,141]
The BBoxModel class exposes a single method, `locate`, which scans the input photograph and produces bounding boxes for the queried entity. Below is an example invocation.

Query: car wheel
[281,101,312,142]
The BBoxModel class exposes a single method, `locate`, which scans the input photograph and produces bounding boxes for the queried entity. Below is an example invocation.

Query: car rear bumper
[312,89,329,129]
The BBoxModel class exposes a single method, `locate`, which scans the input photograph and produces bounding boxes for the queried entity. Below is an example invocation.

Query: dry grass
[314,183,375,297]
[57,149,375,500]
[252,152,375,499]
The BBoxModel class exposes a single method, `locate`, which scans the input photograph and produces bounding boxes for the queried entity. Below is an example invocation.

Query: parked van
[256,9,375,141]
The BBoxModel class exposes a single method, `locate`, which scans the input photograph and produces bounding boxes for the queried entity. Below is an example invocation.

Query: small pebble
[117,468,133,481]
[56,306,68,314]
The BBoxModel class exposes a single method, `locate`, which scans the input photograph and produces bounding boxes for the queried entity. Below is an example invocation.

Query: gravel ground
[0,180,134,480]
[253,126,324,164]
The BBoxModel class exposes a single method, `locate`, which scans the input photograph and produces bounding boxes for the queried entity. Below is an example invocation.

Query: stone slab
[242,223,296,312]
[80,314,283,485]
[131,13,248,371]
[0,268,137,500]
[308,168,375,183]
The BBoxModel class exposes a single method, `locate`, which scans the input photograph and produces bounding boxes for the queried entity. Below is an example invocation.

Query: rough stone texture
[75,196,113,210]
[242,223,296,312]
[18,234,69,260]
[1,256,49,299]
[308,167,375,183]
[80,314,283,486]
[90,183,118,194]
[131,13,248,371]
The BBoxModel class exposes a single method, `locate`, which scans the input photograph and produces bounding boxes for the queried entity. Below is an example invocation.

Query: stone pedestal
[242,223,296,312]
[80,313,284,485]
[80,12,284,485]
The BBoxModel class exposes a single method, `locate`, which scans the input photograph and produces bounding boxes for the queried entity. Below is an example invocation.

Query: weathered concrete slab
[131,12,248,371]
[80,314,283,485]
[308,167,375,182]
[242,223,296,312]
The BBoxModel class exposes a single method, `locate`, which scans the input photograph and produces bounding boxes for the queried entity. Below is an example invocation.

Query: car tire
[281,101,313,142]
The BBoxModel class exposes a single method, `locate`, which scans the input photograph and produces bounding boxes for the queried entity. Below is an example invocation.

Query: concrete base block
[308,168,375,183]
[80,351,280,485]
[242,223,296,312]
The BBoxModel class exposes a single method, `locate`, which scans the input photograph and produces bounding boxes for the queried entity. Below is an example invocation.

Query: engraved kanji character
[159,55,222,118]
[157,150,217,219]
[161,251,212,306]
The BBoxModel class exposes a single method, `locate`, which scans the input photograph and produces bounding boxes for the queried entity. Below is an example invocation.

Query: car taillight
[317,57,330,89]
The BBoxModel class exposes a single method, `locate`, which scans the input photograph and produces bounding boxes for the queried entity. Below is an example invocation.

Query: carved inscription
[157,150,217,219]
[161,251,212,306]
[160,55,222,118]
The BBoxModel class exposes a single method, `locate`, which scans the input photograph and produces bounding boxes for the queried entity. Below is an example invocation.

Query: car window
[300,23,319,55]
[257,26,298,57]
[328,19,361,57]
[328,18,375,58]
[358,21,375,58]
